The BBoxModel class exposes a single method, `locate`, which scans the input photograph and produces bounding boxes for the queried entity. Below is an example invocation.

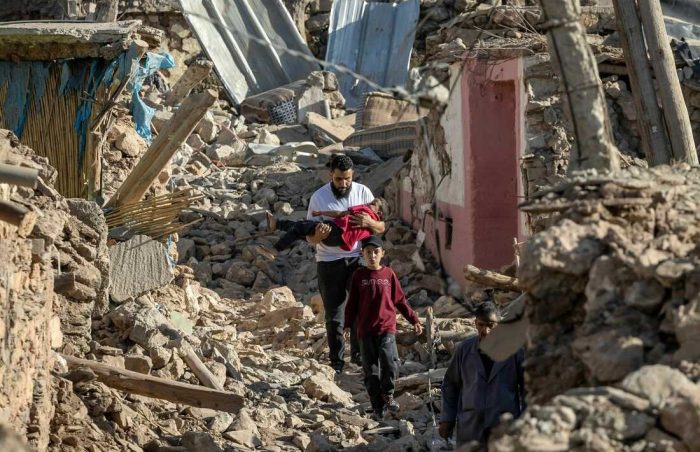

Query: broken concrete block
[257,306,306,329]
[181,431,222,452]
[303,372,354,405]
[299,87,330,123]
[109,235,173,303]
[124,354,153,374]
[206,143,247,166]
[196,113,219,143]
[306,112,355,143]
[114,126,147,157]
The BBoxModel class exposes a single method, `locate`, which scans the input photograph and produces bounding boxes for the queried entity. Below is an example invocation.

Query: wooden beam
[61,354,244,413]
[426,306,436,369]
[178,345,224,391]
[638,0,698,165]
[105,90,217,208]
[538,0,620,173]
[464,264,520,292]
[0,163,38,188]
[164,61,214,107]
[0,201,37,237]
[395,368,447,392]
[612,0,672,166]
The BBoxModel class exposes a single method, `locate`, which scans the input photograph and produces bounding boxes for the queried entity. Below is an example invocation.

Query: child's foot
[266,211,277,232]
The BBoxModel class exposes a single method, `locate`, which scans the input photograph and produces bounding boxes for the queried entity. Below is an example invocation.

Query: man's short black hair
[329,154,354,172]
[474,301,500,320]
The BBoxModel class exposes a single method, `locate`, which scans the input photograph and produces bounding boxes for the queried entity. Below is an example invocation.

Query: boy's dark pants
[317,257,361,369]
[360,333,399,412]
[275,220,343,251]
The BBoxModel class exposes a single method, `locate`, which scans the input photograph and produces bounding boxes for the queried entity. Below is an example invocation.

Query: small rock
[181,431,222,452]
[124,354,152,374]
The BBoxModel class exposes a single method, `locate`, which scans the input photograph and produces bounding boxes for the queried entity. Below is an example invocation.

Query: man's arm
[306,194,331,245]
[312,210,348,218]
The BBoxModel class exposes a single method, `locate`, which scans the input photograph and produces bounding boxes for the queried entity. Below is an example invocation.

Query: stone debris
[3,1,700,451]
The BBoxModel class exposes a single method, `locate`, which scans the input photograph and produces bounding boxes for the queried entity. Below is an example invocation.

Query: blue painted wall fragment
[129,52,175,141]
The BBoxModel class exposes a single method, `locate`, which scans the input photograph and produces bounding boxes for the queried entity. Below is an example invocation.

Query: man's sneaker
[369,407,386,421]
[332,362,344,375]
[384,395,400,413]
[351,354,362,366]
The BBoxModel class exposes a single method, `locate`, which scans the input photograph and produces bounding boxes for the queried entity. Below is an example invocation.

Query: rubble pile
[487,165,700,450]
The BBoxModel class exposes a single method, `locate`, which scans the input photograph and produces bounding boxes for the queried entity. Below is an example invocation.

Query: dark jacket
[440,336,525,446]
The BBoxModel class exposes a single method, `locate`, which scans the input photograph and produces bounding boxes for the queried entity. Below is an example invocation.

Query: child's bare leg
[266,211,278,232]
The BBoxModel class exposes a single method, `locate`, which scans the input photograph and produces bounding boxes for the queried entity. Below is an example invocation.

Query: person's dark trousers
[317,257,361,370]
[360,333,399,412]
[275,220,344,251]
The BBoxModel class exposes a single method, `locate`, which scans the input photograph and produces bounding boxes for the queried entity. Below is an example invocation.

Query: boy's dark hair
[329,154,354,172]
[474,301,500,320]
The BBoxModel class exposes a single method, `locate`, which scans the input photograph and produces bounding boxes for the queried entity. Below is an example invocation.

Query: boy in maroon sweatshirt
[344,236,423,419]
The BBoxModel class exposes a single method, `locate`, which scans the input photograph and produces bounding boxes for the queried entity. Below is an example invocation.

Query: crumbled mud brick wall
[0,197,57,451]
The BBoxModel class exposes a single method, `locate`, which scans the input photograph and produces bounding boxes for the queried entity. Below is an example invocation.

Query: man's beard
[331,182,351,199]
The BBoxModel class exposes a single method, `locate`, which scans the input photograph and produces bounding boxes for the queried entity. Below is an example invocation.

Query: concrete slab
[109,235,173,303]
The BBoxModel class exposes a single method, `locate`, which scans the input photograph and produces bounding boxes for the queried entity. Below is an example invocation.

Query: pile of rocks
[487,165,700,451]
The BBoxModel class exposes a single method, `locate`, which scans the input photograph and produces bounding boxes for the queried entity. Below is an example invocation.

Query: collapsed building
[0,0,699,451]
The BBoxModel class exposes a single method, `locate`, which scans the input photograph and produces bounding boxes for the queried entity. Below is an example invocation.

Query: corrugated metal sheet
[179,0,320,104]
[326,0,420,110]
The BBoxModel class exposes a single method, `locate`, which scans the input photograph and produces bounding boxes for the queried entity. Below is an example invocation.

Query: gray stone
[109,235,173,303]
[181,431,222,452]
[124,354,152,374]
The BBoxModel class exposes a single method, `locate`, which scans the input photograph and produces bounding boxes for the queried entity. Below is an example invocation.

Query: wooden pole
[464,264,520,292]
[164,61,214,107]
[612,0,672,166]
[61,354,244,413]
[426,306,436,369]
[178,345,224,391]
[0,164,38,188]
[105,90,217,208]
[538,0,620,173]
[638,0,698,165]
[0,201,37,237]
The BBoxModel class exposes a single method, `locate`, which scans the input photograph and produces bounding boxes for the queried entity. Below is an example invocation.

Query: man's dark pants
[317,257,360,369]
[360,333,399,411]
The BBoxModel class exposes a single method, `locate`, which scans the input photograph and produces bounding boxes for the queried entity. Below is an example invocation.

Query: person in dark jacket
[344,236,423,419]
[439,302,525,447]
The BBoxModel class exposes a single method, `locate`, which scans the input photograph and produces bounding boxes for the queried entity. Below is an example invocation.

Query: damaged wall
[396,56,527,284]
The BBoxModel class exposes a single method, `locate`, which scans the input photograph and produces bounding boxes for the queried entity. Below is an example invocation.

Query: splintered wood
[105,188,203,240]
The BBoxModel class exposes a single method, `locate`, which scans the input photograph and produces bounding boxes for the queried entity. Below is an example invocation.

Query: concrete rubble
[1,1,700,451]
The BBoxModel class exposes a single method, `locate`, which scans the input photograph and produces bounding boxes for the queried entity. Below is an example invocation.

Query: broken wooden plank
[426,306,437,369]
[0,200,37,237]
[61,354,244,413]
[164,60,214,107]
[638,0,698,165]
[106,90,218,208]
[395,368,447,392]
[0,163,39,188]
[612,0,672,165]
[464,264,520,292]
[178,345,224,391]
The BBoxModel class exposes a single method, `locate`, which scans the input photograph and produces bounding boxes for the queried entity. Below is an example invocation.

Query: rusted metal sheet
[179,0,319,104]
[325,0,420,109]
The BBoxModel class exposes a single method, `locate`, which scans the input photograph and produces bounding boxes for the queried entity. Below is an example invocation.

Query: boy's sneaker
[384,395,400,413]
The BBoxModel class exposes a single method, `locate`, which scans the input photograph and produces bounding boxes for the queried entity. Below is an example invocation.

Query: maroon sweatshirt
[344,266,420,338]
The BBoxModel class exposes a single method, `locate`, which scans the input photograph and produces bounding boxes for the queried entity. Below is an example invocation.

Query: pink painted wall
[399,57,526,287]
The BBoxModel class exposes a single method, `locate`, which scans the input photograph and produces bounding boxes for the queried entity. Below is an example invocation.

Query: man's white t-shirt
[307,182,374,262]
